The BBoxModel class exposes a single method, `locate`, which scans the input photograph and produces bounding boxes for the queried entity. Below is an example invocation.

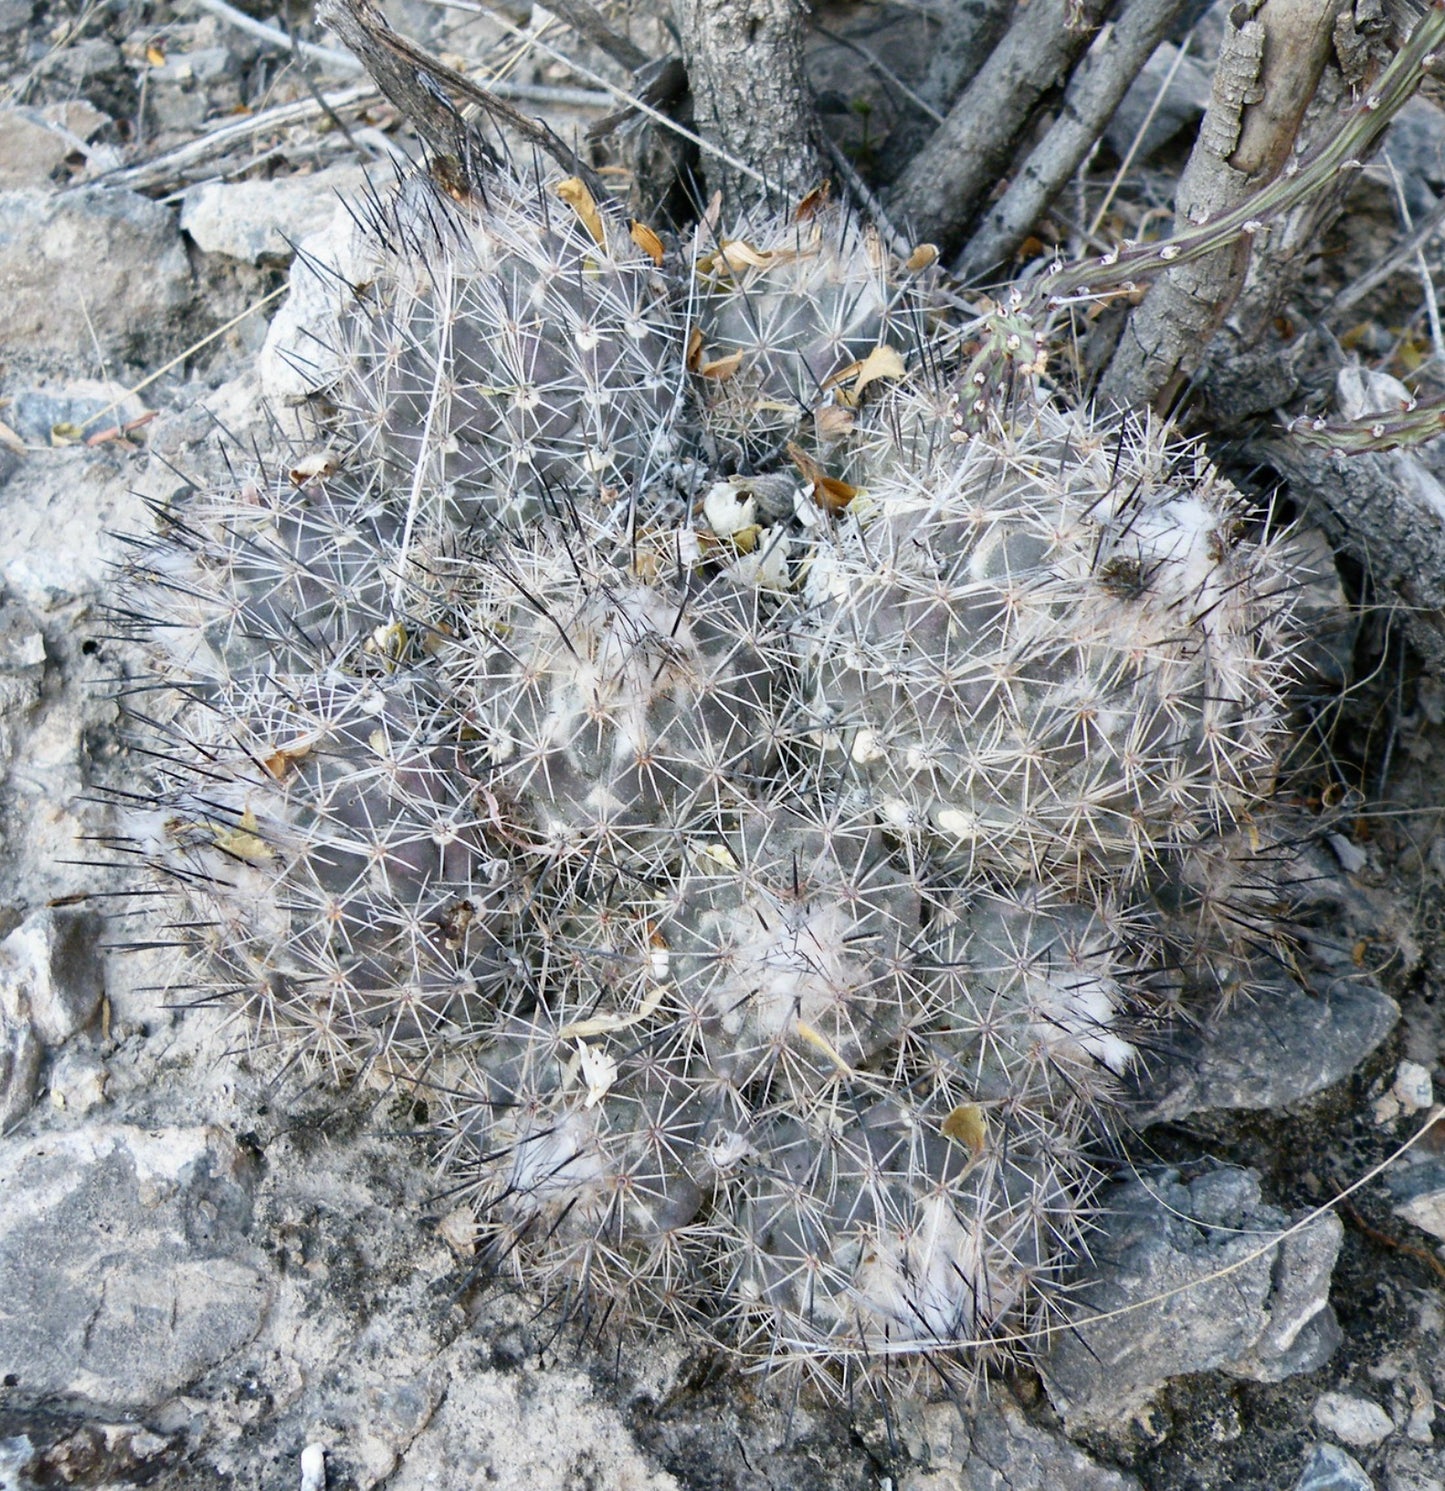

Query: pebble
[1296,1442,1375,1491]
[1314,1391,1396,1448]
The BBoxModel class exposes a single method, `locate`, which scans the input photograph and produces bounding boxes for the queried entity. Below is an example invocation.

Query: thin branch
[190,0,364,72]
[955,0,1189,283]
[886,0,1113,256]
[86,83,379,193]
[317,0,598,187]
[1330,187,1445,315]
[811,20,946,126]
[1096,0,1348,410]
[539,0,651,72]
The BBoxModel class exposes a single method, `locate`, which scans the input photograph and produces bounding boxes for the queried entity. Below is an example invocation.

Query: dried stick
[89,83,377,192]
[317,0,600,188]
[879,0,1014,179]
[538,0,650,73]
[885,0,1113,256]
[955,0,1189,283]
[671,0,825,210]
[190,0,364,73]
[1096,0,1340,411]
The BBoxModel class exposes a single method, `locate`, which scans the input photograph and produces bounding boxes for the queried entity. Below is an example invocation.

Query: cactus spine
[112,150,1331,1394]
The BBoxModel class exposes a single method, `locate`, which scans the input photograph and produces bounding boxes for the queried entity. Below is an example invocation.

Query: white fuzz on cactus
[799,392,1309,883]
[337,166,684,531]
[111,148,1338,1396]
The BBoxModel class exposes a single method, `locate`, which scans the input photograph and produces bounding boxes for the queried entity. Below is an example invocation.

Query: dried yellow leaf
[629,220,664,265]
[941,1103,988,1154]
[699,348,745,381]
[262,742,311,780]
[853,344,907,397]
[685,326,704,371]
[555,176,606,247]
[787,442,858,513]
[904,242,939,273]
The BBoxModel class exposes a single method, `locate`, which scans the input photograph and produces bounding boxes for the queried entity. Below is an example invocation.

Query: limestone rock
[0,1124,273,1410]
[180,166,369,265]
[1041,1167,1343,1428]
[0,188,190,368]
[0,907,104,1046]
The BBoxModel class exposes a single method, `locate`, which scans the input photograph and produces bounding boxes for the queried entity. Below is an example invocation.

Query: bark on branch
[1097,0,1342,411]
[886,0,1113,257]
[671,0,824,212]
[955,0,1189,282]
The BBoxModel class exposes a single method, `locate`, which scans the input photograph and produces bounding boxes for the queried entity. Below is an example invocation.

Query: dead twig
[538,0,650,73]
[886,0,1113,256]
[1339,1199,1445,1282]
[317,0,599,189]
[87,83,379,193]
[188,0,364,75]
[1096,0,1341,411]
[878,0,1012,180]
[428,0,767,190]
[956,0,1190,283]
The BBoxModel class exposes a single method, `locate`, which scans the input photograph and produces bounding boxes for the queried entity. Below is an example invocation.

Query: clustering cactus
[112,146,1334,1394]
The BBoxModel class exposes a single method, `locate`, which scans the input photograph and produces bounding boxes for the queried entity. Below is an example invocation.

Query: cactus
[797,390,1308,883]
[335,165,685,534]
[111,141,1337,1395]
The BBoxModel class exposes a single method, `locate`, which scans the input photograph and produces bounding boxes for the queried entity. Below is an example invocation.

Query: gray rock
[258,201,367,400]
[46,1046,106,1114]
[6,379,147,442]
[1384,1445,1445,1491]
[1040,1167,1343,1428]
[0,189,190,368]
[0,446,145,608]
[0,908,104,1046]
[1297,1443,1375,1491]
[180,166,368,265]
[898,1394,1141,1491]
[36,37,121,86]
[0,1124,273,1409]
[377,1363,680,1491]
[0,593,45,766]
[1383,96,1445,220]
[1386,1157,1445,1242]
[1315,1391,1396,1448]
[1103,42,1214,163]
[0,1008,40,1126]
[1133,967,1398,1123]
[0,1436,35,1491]
[0,108,69,190]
